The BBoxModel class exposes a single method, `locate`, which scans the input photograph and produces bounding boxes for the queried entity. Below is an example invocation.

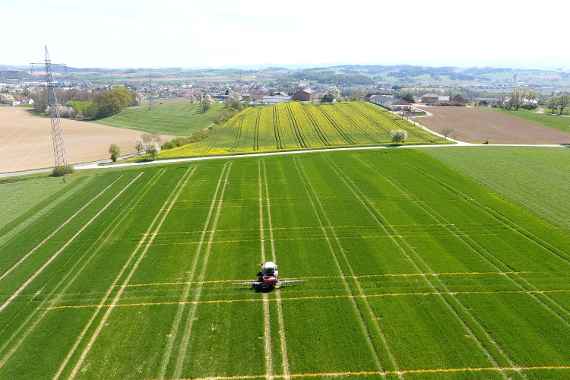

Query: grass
[497,108,570,134]
[0,148,569,379]
[159,101,446,159]
[0,175,88,246]
[426,147,570,230]
[96,99,225,136]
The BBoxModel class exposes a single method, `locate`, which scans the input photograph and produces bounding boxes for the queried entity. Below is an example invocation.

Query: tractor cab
[257,262,279,289]
[261,262,278,277]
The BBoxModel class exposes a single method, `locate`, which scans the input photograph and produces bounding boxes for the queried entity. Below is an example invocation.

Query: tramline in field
[0,149,569,379]
[160,101,447,158]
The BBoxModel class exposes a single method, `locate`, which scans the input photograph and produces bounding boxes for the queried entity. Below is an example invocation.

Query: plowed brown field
[416,106,570,144]
[0,107,169,173]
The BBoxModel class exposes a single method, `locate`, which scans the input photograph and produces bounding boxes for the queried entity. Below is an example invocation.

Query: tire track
[158,163,231,379]
[254,109,261,151]
[0,174,142,314]
[411,165,570,265]
[400,163,570,324]
[285,104,308,148]
[171,163,233,379]
[318,106,355,145]
[57,167,195,380]
[293,158,386,378]
[335,106,380,143]
[231,117,245,152]
[326,157,524,380]
[299,105,330,146]
[262,160,290,380]
[163,365,570,380]
[272,106,283,150]
[0,169,165,370]
[47,288,570,311]
[0,177,87,250]
[258,162,274,380]
[0,175,123,283]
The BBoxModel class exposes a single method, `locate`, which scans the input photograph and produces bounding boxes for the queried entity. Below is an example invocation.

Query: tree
[93,87,136,118]
[109,144,120,162]
[136,134,162,160]
[224,92,242,110]
[200,94,214,113]
[400,93,415,103]
[391,130,408,144]
[321,93,336,103]
[146,142,161,160]
[507,88,524,111]
[559,95,569,115]
[547,97,559,114]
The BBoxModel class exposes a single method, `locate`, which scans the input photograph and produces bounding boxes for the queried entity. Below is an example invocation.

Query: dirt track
[0,107,168,172]
[416,106,570,144]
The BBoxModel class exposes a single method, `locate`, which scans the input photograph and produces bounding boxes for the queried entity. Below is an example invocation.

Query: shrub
[161,129,211,150]
[147,142,161,160]
[109,144,120,162]
[391,130,408,144]
[135,135,162,160]
[51,165,74,177]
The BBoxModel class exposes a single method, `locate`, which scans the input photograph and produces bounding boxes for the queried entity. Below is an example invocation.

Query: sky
[2,0,569,70]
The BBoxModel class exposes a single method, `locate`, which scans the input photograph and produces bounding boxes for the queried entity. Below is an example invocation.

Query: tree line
[32,86,138,120]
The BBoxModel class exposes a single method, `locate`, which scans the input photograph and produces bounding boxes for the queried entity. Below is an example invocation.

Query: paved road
[2,141,567,179]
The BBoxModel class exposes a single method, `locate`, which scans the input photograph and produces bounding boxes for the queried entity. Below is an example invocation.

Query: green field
[96,100,225,136]
[160,102,445,158]
[427,147,570,230]
[1,148,569,379]
[497,109,570,134]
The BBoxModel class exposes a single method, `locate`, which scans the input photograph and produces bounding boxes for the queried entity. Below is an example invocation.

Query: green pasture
[427,147,570,230]
[497,109,570,134]
[96,99,224,136]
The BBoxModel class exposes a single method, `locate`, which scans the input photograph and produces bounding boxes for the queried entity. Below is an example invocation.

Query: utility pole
[32,46,69,171]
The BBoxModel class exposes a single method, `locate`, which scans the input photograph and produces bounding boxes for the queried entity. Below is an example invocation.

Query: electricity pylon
[32,46,68,170]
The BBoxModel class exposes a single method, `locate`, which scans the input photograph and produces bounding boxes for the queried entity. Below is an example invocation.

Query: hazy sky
[2,0,569,69]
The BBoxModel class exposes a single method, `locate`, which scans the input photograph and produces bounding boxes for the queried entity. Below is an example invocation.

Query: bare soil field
[416,106,570,144]
[0,107,169,173]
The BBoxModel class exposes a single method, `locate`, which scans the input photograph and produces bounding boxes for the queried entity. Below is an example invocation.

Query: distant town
[1,65,569,118]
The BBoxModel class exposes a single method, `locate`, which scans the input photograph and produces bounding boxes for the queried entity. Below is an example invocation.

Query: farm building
[421,94,451,105]
[292,88,313,102]
[370,96,414,112]
[257,94,292,105]
[369,94,395,107]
